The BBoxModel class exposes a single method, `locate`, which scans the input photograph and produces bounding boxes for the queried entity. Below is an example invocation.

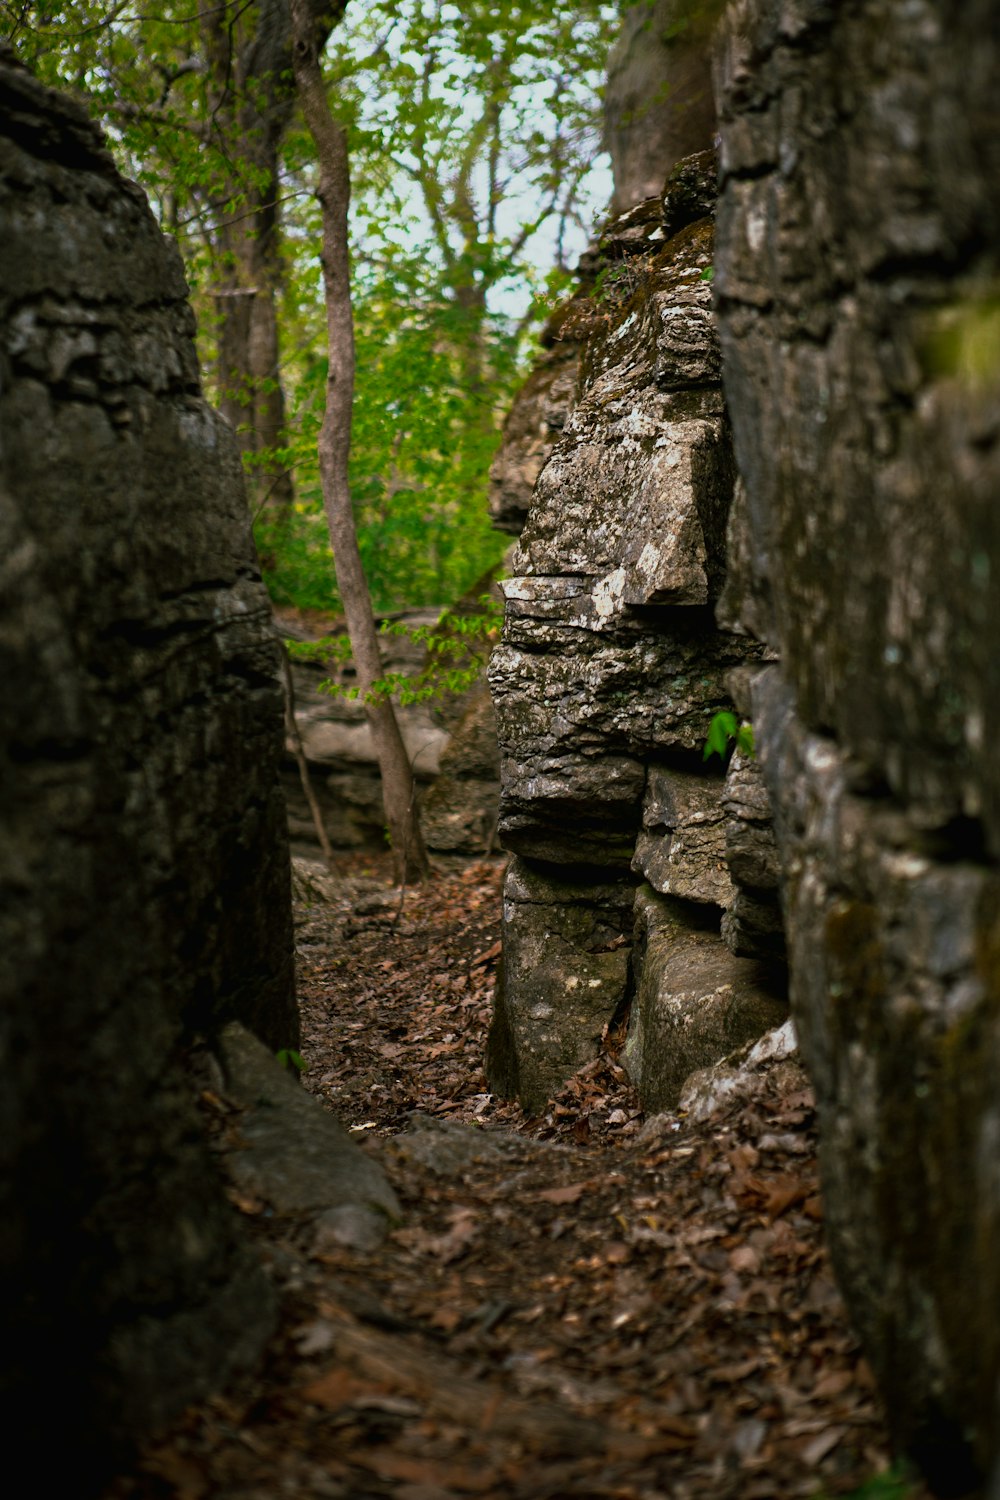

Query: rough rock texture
[217,1024,401,1231]
[720,748,784,959]
[0,55,292,1474]
[633,763,732,908]
[715,0,1000,1487]
[488,338,582,536]
[487,857,635,1114]
[603,0,718,213]
[623,886,786,1112]
[488,154,783,1112]
[675,1017,801,1125]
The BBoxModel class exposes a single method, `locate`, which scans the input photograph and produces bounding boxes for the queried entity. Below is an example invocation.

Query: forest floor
[105,854,928,1500]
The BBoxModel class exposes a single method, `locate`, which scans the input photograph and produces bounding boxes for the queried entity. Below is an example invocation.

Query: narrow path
[107,857,926,1500]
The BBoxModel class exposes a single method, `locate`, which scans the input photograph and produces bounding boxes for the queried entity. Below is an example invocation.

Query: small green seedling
[276,1048,307,1075]
[700,265,715,282]
[703,710,754,763]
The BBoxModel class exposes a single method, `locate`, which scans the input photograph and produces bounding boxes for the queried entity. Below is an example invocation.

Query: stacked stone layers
[714,0,1000,1487]
[0,56,291,1468]
[488,155,787,1115]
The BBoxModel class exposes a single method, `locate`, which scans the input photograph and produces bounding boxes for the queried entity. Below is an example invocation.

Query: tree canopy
[5,0,620,614]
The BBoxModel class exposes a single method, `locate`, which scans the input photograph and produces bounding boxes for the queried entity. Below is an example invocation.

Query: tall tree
[288,0,430,883]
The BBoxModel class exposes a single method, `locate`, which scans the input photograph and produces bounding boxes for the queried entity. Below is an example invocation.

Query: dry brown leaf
[347,1449,500,1492]
[535,1181,591,1206]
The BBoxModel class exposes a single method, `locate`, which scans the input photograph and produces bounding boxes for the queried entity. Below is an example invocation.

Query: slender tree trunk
[289,0,430,885]
[201,1,302,522]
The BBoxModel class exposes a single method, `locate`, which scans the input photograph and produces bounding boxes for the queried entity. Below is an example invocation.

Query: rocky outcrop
[623,886,786,1111]
[487,859,636,1113]
[487,151,786,1114]
[714,0,1000,1489]
[0,54,294,1476]
[603,0,718,214]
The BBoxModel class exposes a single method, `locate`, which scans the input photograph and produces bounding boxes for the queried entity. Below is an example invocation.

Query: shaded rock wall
[714,0,1000,1488]
[0,55,293,1475]
[488,154,787,1115]
[603,0,719,213]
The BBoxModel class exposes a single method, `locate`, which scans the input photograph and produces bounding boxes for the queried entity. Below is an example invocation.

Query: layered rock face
[487,154,787,1114]
[714,1,1000,1488]
[0,55,294,1471]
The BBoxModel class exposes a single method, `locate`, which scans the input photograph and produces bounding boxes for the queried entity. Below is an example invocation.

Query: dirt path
[106,856,925,1500]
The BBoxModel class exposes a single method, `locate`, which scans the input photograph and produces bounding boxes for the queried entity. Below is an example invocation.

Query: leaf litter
[104,852,928,1500]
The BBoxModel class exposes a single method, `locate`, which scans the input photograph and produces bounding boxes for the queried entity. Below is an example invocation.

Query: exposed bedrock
[624,885,787,1113]
[0,54,295,1475]
[487,151,785,1114]
[486,857,636,1115]
[714,0,1000,1487]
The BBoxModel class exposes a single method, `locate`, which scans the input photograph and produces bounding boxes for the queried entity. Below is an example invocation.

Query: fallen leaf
[535,1181,591,1206]
[800,1425,846,1466]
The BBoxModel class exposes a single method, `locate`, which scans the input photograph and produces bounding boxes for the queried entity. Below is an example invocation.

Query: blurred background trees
[5,0,620,614]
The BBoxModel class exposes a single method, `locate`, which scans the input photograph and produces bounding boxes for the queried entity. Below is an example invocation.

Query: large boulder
[0,54,294,1477]
[715,0,1000,1487]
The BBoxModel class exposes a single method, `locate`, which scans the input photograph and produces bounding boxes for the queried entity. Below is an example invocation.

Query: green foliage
[6,2,618,618]
[287,596,502,707]
[703,710,754,763]
[275,1048,307,1075]
[259,265,514,614]
[700,264,715,282]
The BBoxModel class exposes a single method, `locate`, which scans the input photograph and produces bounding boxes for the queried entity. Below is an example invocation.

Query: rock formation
[603,0,719,214]
[487,151,787,1115]
[714,0,1000,1489]
[0,52,294,1477]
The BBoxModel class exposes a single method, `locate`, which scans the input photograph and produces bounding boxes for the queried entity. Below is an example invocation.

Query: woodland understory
[103,855,928,1500]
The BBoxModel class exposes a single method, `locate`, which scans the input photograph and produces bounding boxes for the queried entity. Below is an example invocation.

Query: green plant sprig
[703,709,754,763]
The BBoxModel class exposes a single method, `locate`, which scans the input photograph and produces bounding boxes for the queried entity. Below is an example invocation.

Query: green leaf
[276,1048,307,1074]
[703,710,745,762]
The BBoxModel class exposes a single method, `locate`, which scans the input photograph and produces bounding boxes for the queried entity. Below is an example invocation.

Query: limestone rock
[755,669,1000,1490]
[387,1114,529,1176]
[674,1019,803,1125]
[603,0,717,213]
[661,148,718,240]
[492,602,756,867]
[0,55,288,1471]
[632,763,732,907]
[715,0,1000,861]
[486,857,635,1113]
[218,1024,401,1227]
[487,158,771,1106]
[623,886,788,1113]
[488,343,581,535]
[716,0,1000,1481]
[720,748,784,960]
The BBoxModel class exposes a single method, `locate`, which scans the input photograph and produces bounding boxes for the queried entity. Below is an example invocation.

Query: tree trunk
[200,0,338,521]
[289,0,430,885]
